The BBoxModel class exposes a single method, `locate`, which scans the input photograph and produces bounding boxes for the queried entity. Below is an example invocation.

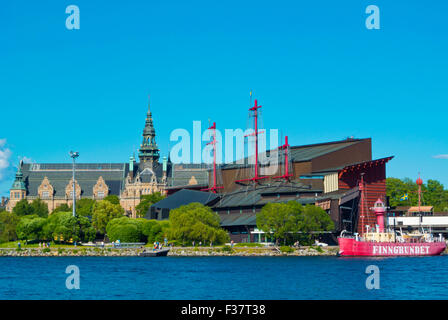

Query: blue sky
[1,0,447,196]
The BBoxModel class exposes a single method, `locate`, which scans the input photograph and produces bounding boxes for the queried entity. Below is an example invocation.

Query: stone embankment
[0,245,339,257]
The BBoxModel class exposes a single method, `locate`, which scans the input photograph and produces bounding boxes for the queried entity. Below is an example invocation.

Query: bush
[221,245,233,253]
[280,246,294,253]
[42,248,50,253]
[106,217,145,242]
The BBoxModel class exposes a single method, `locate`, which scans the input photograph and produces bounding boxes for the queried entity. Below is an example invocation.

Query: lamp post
[69,151,79,217]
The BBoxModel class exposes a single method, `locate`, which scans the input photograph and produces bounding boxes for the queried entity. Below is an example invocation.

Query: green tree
[91,200,124,235]
[76,198,96,217]
[256,201,303,245]
[0,211,20,243]
[142,219,170,243]
[136,192,166,218]
[16,215,46,241]
[103,195,120,205]
[30,198,49,218]
[106,217,145,242]
[300,204,334,233]
[12,199,33,216]
[43,211,95,243]
[387,177,448,211]
[53,203,71,213]
[169,203,229,245]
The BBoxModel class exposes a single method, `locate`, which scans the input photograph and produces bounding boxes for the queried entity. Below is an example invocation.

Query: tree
[11,198,48,217]
[53,203,71,213]
[91,200,124,235]
[106,217,145,242]
[136,192,166,218]
[142,219,170,243]
[0,211,20,243]
[257,202,334,245]
[43,211,95,243]
[30,198,49,218]
[387,177,448,212]
[301,205,334,233]
[12,199,33,216]
[169,203,229,245]
[103,195,120,205]
[256,201,303,245]
[76,198,96,217]
[16,215,46,241]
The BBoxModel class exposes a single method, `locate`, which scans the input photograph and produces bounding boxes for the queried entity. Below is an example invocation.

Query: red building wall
[339,163,387,234]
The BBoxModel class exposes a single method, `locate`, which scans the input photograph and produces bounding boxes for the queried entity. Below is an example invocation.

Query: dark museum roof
[221,138,369,170]
[21,163,128,198]
[151,189,220,210]
[17,161,209,198]
[213,181,321,209]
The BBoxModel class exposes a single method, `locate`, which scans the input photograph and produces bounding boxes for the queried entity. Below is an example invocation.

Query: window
[98,191,104,198]
[42,191,49,198]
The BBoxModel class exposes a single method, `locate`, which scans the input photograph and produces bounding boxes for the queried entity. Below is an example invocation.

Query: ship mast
[416,173,423,214]
[359,173,366,235]
[235,99,269,184]
[273,136,293,181]
[201,122,223,193]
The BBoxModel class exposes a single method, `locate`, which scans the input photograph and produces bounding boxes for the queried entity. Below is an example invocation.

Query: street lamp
[69,151,79,217]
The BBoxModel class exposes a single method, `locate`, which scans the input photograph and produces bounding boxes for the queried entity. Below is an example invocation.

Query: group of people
[38,242,51,248]
[153,241,163,251]
[191,240,214,247]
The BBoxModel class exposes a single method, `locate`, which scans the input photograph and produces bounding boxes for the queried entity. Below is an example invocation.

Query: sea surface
[1,255,448,300]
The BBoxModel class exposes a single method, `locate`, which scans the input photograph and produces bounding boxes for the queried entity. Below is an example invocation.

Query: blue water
[1,256,448,299]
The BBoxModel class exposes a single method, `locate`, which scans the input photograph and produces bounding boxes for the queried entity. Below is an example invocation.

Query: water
[1,256,448,299]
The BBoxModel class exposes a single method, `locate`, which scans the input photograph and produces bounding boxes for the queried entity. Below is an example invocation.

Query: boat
[338,175,446,257]
[139,248,170,257]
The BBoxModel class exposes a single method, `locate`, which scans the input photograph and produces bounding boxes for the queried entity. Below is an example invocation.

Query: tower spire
[11,160,26,192]
[138,95,160,169]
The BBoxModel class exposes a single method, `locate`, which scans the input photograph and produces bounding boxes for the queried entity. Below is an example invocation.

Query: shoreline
[0,245,340,257]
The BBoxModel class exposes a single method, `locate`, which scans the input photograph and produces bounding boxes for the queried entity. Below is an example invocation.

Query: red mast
[359,173,366,235]
[235,99,269,184]
[416,173,423,213]
[273,135,293,181]
[201,122,223,193]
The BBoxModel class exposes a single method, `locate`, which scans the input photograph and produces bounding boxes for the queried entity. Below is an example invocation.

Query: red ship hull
[338,237,446,256]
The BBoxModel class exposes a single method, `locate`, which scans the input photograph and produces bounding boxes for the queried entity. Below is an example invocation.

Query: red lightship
[338,175,446,257]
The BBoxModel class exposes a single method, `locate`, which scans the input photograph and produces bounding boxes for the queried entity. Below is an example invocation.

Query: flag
[400,194,408,201]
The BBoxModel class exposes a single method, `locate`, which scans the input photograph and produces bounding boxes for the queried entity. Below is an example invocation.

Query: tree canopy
[135,192,166,218]
[387,177,448,211]
[12,198,48,217]
[169,202,229,245]
[257,202,334,244]
[75,198,97,217]
[91,200,124,234]
[106,217,146,242]
[0,211,20,243]
[103,195,120,205]
[43,211,95,243]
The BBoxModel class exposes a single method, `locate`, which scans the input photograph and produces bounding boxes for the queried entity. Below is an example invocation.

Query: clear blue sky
[1,0,447,196]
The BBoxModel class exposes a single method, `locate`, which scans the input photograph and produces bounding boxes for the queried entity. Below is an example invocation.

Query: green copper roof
[11,162,26,190]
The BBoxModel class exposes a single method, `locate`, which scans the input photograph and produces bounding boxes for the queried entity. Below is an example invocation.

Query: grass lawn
[0,241,78,249]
